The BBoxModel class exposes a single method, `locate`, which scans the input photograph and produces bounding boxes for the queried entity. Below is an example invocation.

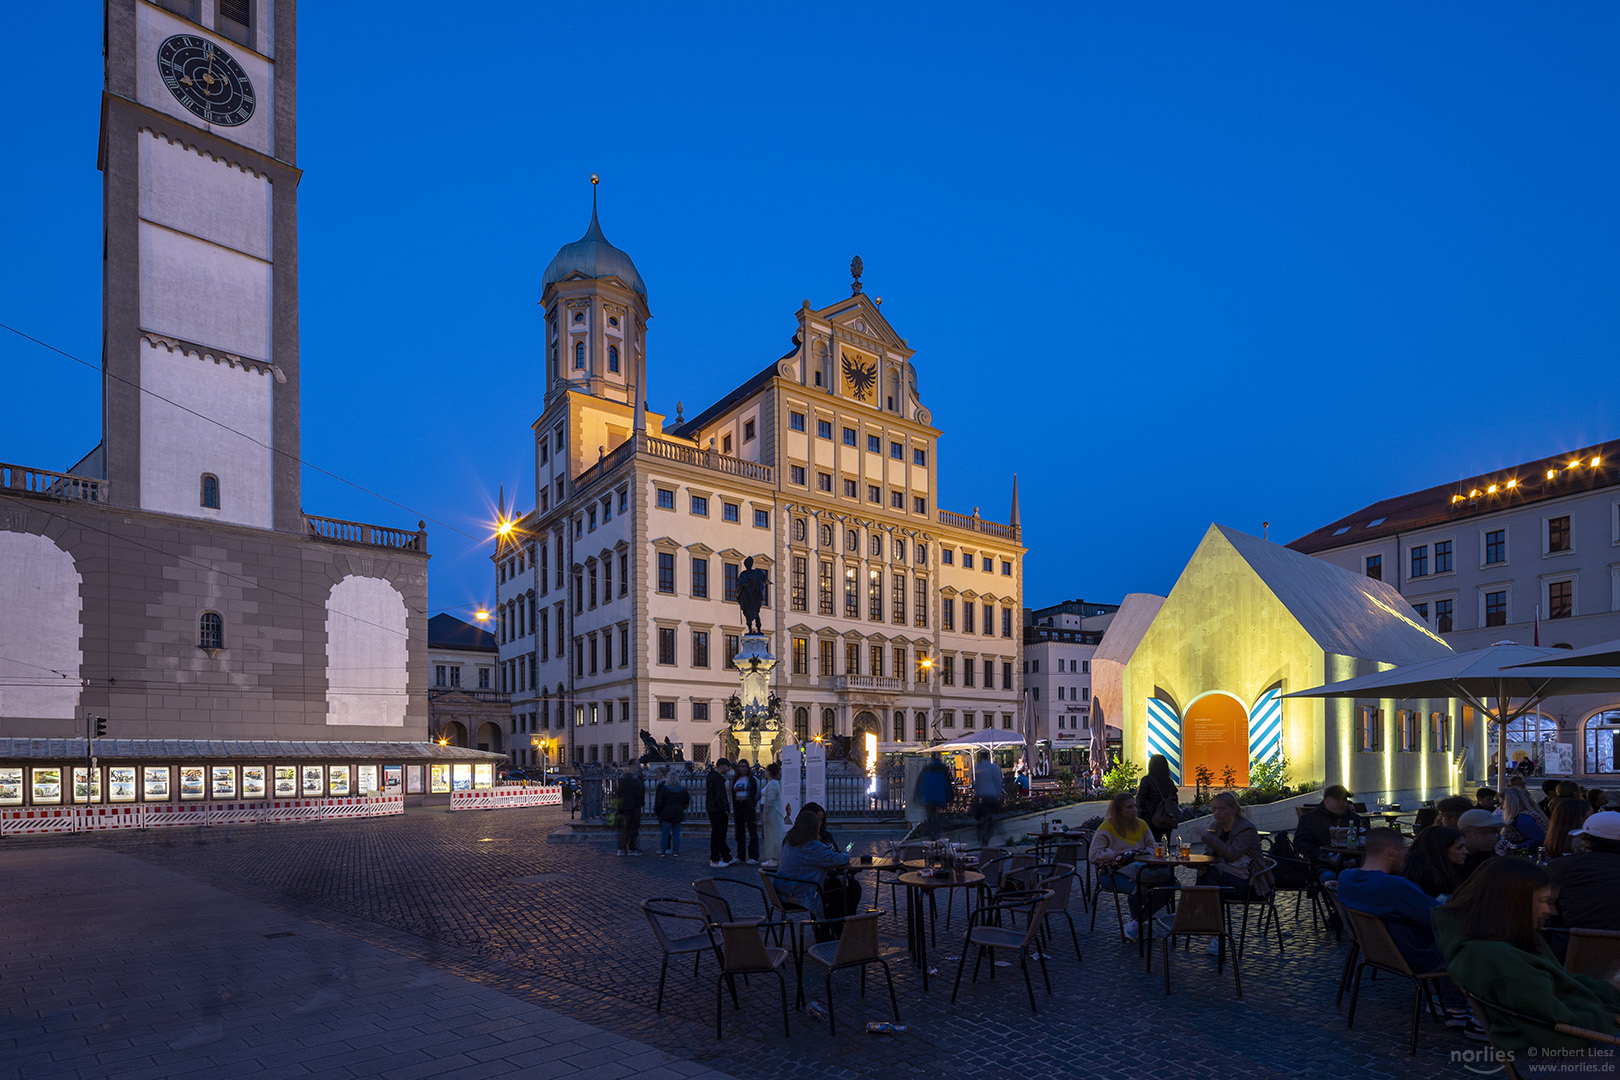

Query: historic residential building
[493,220,1026,769]
[1289,441,1620,776]
[1022,623,1102,772]
[427,614,506,754]
[0,3,483,810]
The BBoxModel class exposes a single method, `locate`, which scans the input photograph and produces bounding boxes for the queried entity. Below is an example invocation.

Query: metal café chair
[950,888,1055,1013]
[1155,885,1239,997]
[1032,863,1083,961]
[693,877,769,926]
[801,910,899,1035]
[1342,908,1449,1056]
[642,898,718,1014]
[714,920,793,1040]
[1052,841,1090,911]
[1224,857,1286,962]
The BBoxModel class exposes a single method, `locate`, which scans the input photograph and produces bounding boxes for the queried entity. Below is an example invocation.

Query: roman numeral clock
[156,35,256,127]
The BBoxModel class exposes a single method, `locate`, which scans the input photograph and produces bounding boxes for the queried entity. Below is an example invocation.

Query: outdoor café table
[898,869,983,991]
[1130,852,1217,963]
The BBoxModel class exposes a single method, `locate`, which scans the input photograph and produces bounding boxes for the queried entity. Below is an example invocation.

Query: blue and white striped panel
[1145,698,1182,784]
[1249,688,1283,765]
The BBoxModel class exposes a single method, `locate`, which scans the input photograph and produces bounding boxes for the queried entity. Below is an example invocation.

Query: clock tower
[99,0,299,531]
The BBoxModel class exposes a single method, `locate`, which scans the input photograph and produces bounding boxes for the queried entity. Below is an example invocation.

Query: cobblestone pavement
[7,807,1477,1079]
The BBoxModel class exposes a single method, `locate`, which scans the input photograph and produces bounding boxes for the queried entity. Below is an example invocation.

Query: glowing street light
[474,609,491,622]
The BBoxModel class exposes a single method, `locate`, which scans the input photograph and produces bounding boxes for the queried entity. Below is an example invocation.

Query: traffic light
[94,716,107,739]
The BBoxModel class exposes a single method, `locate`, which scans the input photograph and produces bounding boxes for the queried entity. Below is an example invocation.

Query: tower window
[199,612,224,650]
[216,0,253,48]
[574,341,586,370]
[608,345,619,373]
[609,316,619,327]
[574,311,585,323]
[200,474,220,509]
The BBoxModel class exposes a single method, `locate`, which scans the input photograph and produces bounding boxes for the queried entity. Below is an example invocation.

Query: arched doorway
[1583,709,1620,774]
[475,721,504,755]
[1182,692,1250,787]
[851,710,881,771]
[440,720,467,747]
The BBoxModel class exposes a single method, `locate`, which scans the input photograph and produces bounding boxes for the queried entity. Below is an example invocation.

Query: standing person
[652,767,689,858]
[916,753,954,839]
[1090,761,1105,793]
[759,762,785,868]
[616,764,645,857]
[972,750,1004,846]
[731,760,761,865]
[1135,754,1180,842]
[706,758,734,868]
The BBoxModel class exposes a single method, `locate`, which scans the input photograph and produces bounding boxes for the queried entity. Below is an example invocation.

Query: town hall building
[491,216,1027,770]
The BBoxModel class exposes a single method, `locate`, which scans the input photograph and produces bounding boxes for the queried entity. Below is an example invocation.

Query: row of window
[787,412,930,464]
[1029,685,1091,702]
[941,599,1018,638]
[941,549,1016,576]
[1026,658,1090,674]
[432,664,492,689]
[785,465,930,514]
[654,487,770,528]
[784,708,1017,744]
[1357,708,1453,754]
[571,341,624,374]
[1369,516,1580,585]
[1409,576,1578,633]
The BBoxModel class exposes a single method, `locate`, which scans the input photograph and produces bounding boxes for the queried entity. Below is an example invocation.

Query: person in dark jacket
[616,765,645,856]
[652,768,690,857]
[1294,784,1365,882]
[731,760,761,865]
[1402,825,1466,899]
[1549,810,1620,930]
[1134,754,1178,842]
[916,753,954,839]
[1537,778,1560,816]
[706,759,734,868]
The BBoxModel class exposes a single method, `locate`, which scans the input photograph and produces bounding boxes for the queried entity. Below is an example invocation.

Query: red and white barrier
[0,792,405,837]
[448,784,561,811]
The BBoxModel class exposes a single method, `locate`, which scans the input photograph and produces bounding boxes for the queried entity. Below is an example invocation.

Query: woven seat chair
[1322,880,1359,1007]
[1154,885,1239,997]
[714,920,792,1040]
[1563,927,1620,982]
[1464,991,1620,1079]
[1342,907,1449,1055]
[801,910,898,1035]
[950,888,1054,1013]
[642,898,718,1014]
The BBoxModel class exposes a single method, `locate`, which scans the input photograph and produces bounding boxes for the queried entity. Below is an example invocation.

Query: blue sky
[4,3,1618,622]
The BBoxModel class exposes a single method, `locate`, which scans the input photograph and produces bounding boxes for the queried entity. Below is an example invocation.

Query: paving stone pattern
[6,808,1475,1079]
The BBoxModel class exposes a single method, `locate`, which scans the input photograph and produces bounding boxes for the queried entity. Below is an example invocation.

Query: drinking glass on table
[1178,837,1190,858]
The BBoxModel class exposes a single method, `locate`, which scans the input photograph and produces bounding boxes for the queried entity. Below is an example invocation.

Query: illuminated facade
[493,227,1026,769]
[1291,440,1620,775]
[1104,525,1461,802]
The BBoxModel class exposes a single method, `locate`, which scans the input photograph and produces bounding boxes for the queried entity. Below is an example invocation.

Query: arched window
[794,707,809,743]
[793,518,806,542]
[819,524,832,547]
[846,529,858,553]
[199,611,224,649]
[893,710,905,743]
[200,474,220,509]
[870,535,882,558]
[1584,710,1620,774]
[574,341,586,369]
[607,345,619,373]
[821,708,837,738]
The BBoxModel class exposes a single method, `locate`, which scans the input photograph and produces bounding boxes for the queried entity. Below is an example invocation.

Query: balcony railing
[571,433,776,493]
[833,675,907,693]
[304,513,427,552]
[428,688,509,703]
[1,462,107,503]
[938,508,1019,542]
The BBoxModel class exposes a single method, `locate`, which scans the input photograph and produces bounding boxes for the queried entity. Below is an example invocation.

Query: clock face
[156,35,256,127]
[842,355,877,402]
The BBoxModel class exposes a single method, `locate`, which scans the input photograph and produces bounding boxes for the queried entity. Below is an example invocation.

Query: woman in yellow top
[1088,792,1155,941]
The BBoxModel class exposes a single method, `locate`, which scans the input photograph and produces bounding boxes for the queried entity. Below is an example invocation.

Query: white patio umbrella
[1285,641,1620,793]
[931,728,1028,753]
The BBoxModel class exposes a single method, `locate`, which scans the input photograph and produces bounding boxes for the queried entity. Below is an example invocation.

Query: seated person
[775,803,850,941]
[1544,799,1590,860]
[1294,785,1365,882]
[1338,829,1445,972]
[1435,795,1474,830]
[1402,825,1466,900]
[1585,787,1608,815]
[1458,809,1506,880]
[1435,858,1620,1054]
[1197,791,1274,902]
[1474,787,1500,813]
[1548,811,1620,930]
[1088,792,1155,942]
[1500,786,1549,850]
[1537,779,1560,816]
